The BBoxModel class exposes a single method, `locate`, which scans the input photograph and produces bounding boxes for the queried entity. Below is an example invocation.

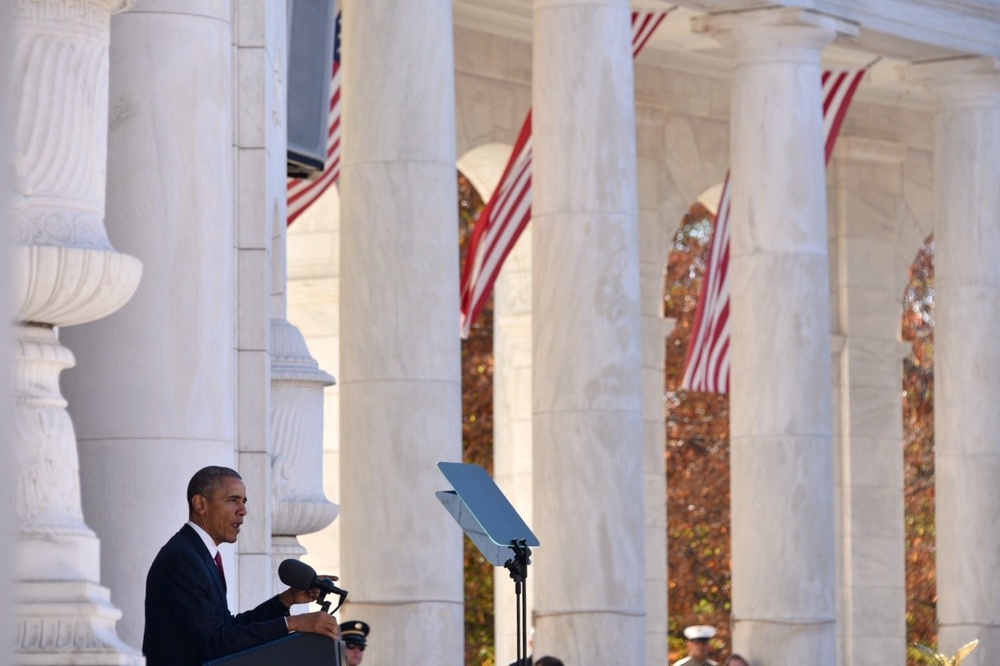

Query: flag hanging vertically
[458,9,671,338]
[287,11,343,226]
[680,67,867,394]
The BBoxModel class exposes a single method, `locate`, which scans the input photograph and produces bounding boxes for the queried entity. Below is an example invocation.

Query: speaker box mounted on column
[287,0,338,178]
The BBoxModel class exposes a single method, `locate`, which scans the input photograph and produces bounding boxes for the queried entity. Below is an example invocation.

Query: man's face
[192,476,247,545]
[345,642,364,665]
[688,638,711,662]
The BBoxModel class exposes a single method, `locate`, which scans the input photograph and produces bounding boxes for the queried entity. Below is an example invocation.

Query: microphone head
[278,558,318,590]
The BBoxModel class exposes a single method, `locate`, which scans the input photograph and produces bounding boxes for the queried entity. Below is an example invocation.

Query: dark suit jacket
[142,524,290,666]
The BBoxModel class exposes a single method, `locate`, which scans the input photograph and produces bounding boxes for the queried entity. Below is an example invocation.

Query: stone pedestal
[909,56,1000,660]
[693,8,853,664]
[11,1,142,663]
[531,0,645,662]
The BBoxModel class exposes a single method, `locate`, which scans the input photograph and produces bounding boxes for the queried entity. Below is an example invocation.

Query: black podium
[203,632,345,666]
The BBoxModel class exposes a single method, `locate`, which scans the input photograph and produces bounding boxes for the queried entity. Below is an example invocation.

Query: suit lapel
[180,524,228,602]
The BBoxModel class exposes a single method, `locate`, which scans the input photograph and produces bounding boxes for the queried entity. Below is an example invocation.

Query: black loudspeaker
[286,0,338,177]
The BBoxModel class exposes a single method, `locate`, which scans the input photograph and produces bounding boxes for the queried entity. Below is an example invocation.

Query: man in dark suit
[142,466,340,665]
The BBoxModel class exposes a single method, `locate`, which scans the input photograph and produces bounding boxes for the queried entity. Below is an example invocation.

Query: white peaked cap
[683,625,717,640]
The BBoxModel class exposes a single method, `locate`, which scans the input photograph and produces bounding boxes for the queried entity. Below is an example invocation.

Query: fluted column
[693,9,852,664]
[828,137,908,665]
[11,1,142,662]
[59,0,235,648]
[532,0,645,662]
[909,56,1000,660]
[339,0,464,663]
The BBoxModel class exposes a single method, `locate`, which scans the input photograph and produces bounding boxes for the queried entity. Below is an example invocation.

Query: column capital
[692,7,857,63]
[905,56,1000,108]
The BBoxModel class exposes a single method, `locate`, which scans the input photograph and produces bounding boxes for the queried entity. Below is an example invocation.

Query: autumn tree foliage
[662,203,732,660]
[459,174,497,666]
[902,237,936,655]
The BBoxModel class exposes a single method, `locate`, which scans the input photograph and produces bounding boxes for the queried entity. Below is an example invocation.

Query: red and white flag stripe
[681,67,866,393]
[459,9,670,338]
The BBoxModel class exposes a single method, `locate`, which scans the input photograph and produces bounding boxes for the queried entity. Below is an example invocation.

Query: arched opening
[901,234,935,658]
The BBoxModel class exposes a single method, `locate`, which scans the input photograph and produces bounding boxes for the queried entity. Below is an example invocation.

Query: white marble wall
[491,169,535,666]
[338,0,465,663]
[0,5,12,657]
[531,0,646,663]
[288,188,344,580]
[60,0,237,648]
[913,56,1000,662]
[828,136,908,665]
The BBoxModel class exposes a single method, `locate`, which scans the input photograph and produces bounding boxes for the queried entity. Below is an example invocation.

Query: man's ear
[191,494,208,515]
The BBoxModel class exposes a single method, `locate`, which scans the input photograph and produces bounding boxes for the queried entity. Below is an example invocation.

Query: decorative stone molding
[14,326,86,526]
[11,1,144,661]
[15,245,142,327]
[13,0,132,29]
[270,318,339,538]
[15,581,141,662]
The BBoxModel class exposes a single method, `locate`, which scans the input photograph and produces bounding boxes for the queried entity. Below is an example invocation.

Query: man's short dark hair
[187,466,242,513]
[535,657,564,666]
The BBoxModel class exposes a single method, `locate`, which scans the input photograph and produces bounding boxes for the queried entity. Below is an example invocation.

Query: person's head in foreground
[340,620,369,665]
[683,625,717,662]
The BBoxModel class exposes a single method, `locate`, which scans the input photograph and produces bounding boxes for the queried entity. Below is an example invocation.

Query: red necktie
[214,551,226,587]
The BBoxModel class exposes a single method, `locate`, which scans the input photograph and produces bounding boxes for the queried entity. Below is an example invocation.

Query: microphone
[277,559,347,597]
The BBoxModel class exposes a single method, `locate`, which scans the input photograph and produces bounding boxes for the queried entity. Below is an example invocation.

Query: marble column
[828,137,908,665]
[692,9,852,664]
[532,0,645,663]
[11,1,143,662]
[637,109,671,666]
[910,56,1000,660]
[493,218,534,666]
[59,0,236,648]
[339,0,464,663]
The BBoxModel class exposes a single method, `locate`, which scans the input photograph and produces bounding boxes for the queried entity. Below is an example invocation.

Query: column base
[15,581,142,665]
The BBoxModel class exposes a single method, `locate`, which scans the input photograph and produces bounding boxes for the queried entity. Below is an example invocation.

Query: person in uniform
[340,620,370,666]
[671,625,719,666]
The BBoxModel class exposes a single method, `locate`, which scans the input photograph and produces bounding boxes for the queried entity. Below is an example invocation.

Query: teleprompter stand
[437,462,540,666]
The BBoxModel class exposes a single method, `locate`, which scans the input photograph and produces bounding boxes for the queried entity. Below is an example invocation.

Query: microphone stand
[315,589,348,615]
[504,539,531,666]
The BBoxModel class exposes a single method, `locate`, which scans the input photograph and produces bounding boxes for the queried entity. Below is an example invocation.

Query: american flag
[680,67,867,393]
[286,12,342,226]
[459,9,670,338]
